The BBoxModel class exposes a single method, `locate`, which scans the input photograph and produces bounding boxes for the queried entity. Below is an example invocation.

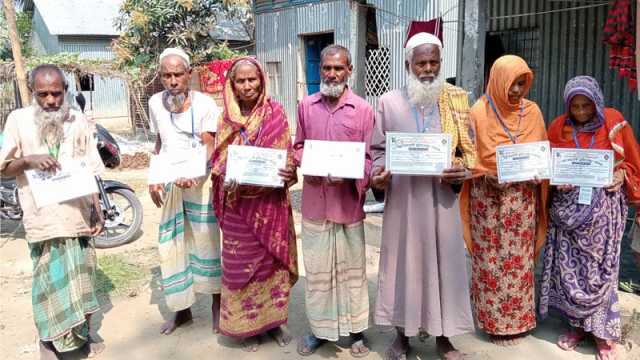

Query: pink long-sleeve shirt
[294,89,375,224]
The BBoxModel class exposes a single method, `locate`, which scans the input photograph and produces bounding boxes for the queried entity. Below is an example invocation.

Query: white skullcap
[405,32,443,50]
[159,48,190,67]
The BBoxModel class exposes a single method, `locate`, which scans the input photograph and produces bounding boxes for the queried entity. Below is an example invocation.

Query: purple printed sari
[539,76,629,341]
[539,182,627,340]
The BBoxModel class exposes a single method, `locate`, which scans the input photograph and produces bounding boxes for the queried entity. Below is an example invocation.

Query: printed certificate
[148,146,207,185]
[385,132,452,175]
[551,148,614,187]
[25,158,99,208]
[496,141,551,184]
[225,145,287,187]
[300,140,365,179]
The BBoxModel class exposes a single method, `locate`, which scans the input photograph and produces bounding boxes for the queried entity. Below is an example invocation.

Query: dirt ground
[2,168,640,359]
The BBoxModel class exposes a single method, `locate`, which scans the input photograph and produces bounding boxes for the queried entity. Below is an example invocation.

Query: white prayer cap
[159,47,190,67]
[405,32,443,50]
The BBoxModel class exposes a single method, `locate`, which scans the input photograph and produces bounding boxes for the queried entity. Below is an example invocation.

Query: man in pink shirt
[291,45,374,357]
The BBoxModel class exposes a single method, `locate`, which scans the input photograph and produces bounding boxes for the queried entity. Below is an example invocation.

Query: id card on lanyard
[570,119,597,205]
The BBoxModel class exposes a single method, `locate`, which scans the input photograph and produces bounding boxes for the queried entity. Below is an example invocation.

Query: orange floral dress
[469,179,538,335]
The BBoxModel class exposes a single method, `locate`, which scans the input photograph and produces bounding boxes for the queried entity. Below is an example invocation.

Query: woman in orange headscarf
[459,55,548,346]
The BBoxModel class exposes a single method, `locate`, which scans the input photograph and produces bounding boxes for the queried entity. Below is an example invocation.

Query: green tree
[0,9,32,60]
[0,10,10,60]
[112,0,246,72]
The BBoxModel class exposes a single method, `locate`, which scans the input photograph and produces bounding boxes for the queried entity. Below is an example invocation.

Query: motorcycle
[0,124,144,249]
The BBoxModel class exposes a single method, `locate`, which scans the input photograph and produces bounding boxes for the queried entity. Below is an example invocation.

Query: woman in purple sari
[539,76,640,360]
[210,57,298,352]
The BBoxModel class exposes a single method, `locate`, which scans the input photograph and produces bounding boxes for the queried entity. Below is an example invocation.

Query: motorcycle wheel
[95,188,143,249]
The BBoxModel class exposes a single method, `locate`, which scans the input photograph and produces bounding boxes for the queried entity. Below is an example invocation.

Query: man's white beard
[320,79,347,98]
[406,71,444,107]
[163,91,188,113]
[33,101,71,146]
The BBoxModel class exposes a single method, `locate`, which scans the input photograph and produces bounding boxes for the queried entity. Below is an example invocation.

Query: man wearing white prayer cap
[148,48,224,335]
[370,32,477,359]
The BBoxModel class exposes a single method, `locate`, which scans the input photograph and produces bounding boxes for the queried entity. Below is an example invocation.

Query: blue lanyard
[405,89,437,132]
[170,107,195,139]
[411,105,438,133]
[486,94,523,144]
[570,120,596,149]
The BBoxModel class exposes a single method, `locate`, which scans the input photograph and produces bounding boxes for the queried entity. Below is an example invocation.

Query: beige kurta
[0,106,104,243]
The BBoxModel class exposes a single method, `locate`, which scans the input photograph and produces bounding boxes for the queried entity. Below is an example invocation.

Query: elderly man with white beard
[0,64,105,360]
[147,48,223,336]
[293,45,375,357]
[370,33,477,360]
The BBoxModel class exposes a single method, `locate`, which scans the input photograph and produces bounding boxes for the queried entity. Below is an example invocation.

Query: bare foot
[212,294,221,334]
[242,336,260,352]
[39,341,60,360]
[83,337,106,358]
[436,336,465,359]
[385,330,409,360]
[160,308,193,335]
[268,326,292,347]
[489,333,527,347]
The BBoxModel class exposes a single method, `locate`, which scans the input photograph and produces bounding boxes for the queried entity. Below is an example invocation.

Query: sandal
[619,280,640,293]
[557,329,585,351]
[297,334,326,356]
[595,338,617,360]
[350,338,370,358]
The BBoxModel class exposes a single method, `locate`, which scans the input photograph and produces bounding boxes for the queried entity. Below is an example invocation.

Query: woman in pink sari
[210,57,298,352]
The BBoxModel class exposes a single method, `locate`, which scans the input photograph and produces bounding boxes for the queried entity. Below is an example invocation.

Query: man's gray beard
[406,72,444,107]
[319,79,347,98]
[33,101,71,146]
[163,91,188,113]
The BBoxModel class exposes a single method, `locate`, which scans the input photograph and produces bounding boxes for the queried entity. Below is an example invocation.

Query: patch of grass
[95,254,146,297]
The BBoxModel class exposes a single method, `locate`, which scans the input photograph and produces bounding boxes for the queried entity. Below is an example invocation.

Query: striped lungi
[30,236,99,353]
[159,177,222,311]
[300,219,369,341]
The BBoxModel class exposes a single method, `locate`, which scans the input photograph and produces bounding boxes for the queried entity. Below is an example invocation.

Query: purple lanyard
[569,120,596,149]
[486,94,523,144]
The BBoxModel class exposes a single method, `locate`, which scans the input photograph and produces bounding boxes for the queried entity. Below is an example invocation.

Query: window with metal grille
[365,47,391,97]
[266,61,282,96]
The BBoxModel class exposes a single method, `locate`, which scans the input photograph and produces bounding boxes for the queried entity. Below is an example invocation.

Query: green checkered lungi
[30,237,100,352]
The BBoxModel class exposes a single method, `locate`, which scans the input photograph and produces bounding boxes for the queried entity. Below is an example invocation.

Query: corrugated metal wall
[368,0,459,88]
[488,0,639,136]
[31,7,59,54]
[441,0,460,79]
[255,0,365,130]
[255,0,461,128]
[31,14,130,121]
[59,38,129,120]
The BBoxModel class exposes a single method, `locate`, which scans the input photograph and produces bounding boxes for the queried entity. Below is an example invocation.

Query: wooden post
[3,0,31,105]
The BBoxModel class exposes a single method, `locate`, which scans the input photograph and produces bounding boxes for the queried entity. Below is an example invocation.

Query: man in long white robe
[370,33,477,360]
